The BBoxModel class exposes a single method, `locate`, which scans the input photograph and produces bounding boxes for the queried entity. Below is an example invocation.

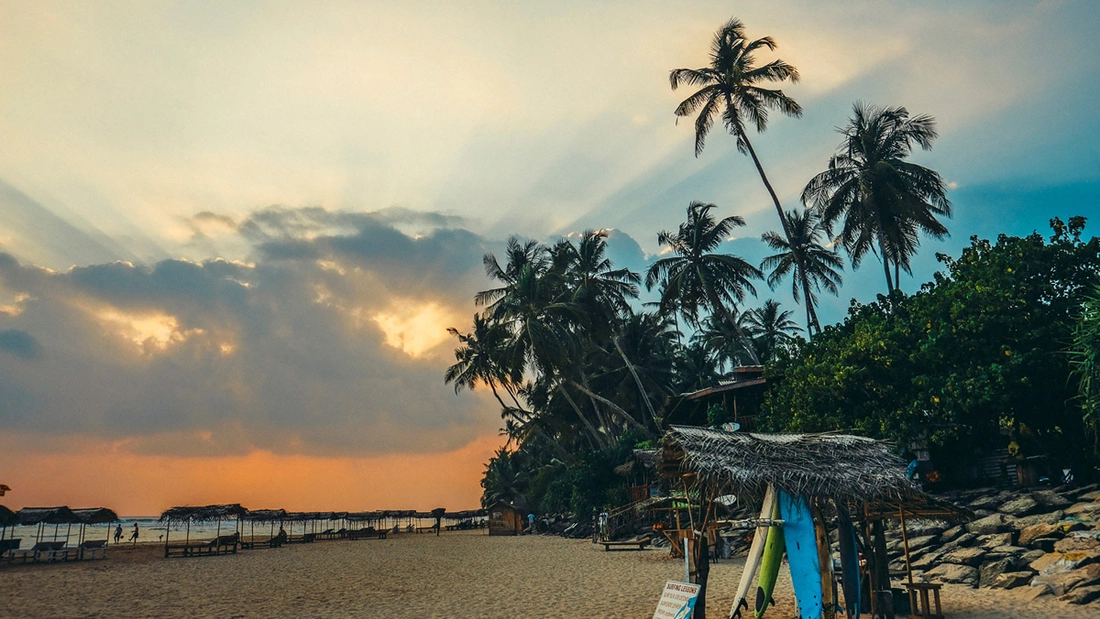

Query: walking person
[113,524,123,544]
[129,522,139,545]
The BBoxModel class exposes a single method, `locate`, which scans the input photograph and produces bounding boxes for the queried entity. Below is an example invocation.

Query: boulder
[1018,549,1046,567]
[979,558,1015,588]
[1060,584,1100,605]
[998,495,1040,516]
[907,524,946,539]
[1065,502,1100,517]
[1054,534,1100,554]
[911,549,943,571]
[941,532,978,551]
[941,547,987,567]
[1012,511,1064,531]
[1018,523,1061,547]
[906,534,938,552]
[969,494,1007,511]
[939,525,966,543]
[1078,489,1100,502]
[1029,552,1065,573]
[1014,583,1052,602]
[925,563,979,586]
[968,513,1012,536]
[1031,489,1072,509]
[991,571,1034,589]
[979,532,1014,549]
[1031,563,1100,596]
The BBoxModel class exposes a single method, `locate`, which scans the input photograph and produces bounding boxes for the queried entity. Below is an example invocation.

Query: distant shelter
[487,502,523,536]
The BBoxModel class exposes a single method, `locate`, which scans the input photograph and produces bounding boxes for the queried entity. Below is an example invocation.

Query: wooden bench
[165,535,239,558]
[79,540,108,560]
[7,541,66,564]
[903,582,944,619]
[601,536,652,551]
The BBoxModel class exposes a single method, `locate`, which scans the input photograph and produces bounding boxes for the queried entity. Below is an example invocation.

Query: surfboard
[754,497,784,618]
[730,485,777,619]
[836,503,861,619]
[780,491,823,619]
[811,503,836,619]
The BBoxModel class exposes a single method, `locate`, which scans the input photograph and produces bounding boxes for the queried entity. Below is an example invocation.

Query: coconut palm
[445,312,521,411]
[646,201,762,363]
[551,230,640,339]
[1071,287,1100,446]
[670,17,805,279]
[742,299,801,362]
[761,209,844,333]
[801,102,951,292]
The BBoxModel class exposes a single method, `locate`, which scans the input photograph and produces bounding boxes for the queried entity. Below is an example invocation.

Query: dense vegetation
[447,16,1100,515]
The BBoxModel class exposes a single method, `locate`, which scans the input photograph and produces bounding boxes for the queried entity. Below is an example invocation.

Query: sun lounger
[164,533,239,558]
[601,535,652,551]
[7,541,66,563]
[79,539,108,560]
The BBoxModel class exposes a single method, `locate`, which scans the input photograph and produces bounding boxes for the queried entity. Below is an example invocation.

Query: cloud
[0,329,41,360]
[0,208,501,458]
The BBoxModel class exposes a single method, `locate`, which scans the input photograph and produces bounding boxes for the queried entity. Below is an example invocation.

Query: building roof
[159,504,247,522]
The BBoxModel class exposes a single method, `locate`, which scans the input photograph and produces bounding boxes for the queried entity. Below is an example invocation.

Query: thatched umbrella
[71,507,119,546]
[159,504,247,553]
[241,509,286,543]
[0,504,17,545]
[17,506,78,545]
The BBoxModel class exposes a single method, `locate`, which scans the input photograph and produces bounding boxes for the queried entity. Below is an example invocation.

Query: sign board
[652,580,700,619]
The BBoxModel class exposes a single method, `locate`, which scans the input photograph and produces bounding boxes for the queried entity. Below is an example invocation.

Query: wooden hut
[659,426,971,619]
[487,501,523,536]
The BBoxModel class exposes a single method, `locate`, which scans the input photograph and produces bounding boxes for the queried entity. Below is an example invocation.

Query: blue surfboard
[836,503,861,619]
[780,491,823,619]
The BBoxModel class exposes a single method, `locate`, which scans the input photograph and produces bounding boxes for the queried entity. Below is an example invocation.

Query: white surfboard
[729,485,777,619]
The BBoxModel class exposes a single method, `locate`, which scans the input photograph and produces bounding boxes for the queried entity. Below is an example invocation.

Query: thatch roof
[659,426,921,504]
[159,504,247,522]
[346,511,382,522]
[71,508,119,524]
[0,505,17,527]
[17,506,78,525]
[242,509,286,522]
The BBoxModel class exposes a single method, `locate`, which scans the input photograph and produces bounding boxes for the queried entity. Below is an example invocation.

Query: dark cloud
[0,329,41,360]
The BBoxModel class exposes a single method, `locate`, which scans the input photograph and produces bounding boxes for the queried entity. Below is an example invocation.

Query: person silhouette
[114,524,123,544]
[129,523,139,544]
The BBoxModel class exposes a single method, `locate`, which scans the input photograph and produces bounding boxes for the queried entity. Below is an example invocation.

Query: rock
[972,509,993,517]
[979,558,1015,587]
[1030,538,1061,553]
[969,493,1007,511]
[908,524,946,539]
[998,495,1040,516]
[1054,534,1100,553]
[906,534,938,552]
[1012,511,1064,531]
[1060,584,1100,605]
[911,549,943,571]
[1078,489,1100,502]
[1059,520,1089,534]
[941,546,987,567]
[1014,583,1052,602]
[939,525,966,543]
[1031,489,1072,509]
[942,532,978,551]
[969,513,1012,536]
[1029,552,1065,573]
[1031,564,1100,596]
[979,532,1015,549]
[1018,549,1046,567]
[925,563,979,586]
[989,544,1028,558]
[1019,523,1061,547]
[991,571,1034,589]
[1065,502,1100,517]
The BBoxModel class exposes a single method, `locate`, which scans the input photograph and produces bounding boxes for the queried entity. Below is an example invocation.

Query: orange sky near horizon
[0,432,504,516]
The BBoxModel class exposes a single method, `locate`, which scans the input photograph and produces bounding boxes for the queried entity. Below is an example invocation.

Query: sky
[1,0,1098,515]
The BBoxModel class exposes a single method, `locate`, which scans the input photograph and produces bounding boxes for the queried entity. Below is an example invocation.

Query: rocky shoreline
[884,483,1100,606]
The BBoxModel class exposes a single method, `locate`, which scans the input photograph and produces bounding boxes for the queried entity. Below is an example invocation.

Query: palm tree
[692,311,754,371]
[801,102,951,292]
[761,209,843,333]
[670,17,805,280]
[445,312,521,411]
[1071,287,1100,447]
[552,230,640,340]
[646,201,762,364]
[742,300,801,362]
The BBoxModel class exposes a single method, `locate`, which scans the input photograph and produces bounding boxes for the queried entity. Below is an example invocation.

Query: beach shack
[487,501,523,536]
[658,426,971,619]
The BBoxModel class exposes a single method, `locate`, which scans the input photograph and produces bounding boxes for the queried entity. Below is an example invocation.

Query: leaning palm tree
[761,209,844,333]
[445,312,522,411]
[670,17,805,277]
[646,201,762,364]
[801,102,951,292]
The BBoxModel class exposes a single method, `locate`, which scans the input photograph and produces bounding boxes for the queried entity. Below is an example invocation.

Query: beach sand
[1,531,1093,618]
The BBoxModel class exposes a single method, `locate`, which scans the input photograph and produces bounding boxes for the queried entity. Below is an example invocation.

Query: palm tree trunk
[568,380,654,439]
[799,272,819,335]
[740,133,814,304]
[878,237,894,292]
[557,384,606,448]
[612,337,663,433]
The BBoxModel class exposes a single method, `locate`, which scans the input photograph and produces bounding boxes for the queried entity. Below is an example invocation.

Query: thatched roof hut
[659,426,921,504]
[241,509,286,522]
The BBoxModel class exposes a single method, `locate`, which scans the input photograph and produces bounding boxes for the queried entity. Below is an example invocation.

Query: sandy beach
[1,531,1093,618]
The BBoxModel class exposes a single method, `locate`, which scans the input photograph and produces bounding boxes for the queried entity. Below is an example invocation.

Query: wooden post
[871,520,893,619]
[899,508,914,586]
